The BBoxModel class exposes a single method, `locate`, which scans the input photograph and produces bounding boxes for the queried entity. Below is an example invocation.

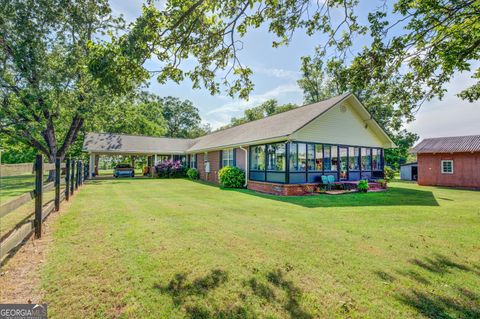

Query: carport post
[89,153,95,179]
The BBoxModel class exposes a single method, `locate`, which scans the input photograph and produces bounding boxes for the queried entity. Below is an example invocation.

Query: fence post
[65,158,70,201]
[70,159,75,195]
[55,157,61,211]
[79,161,83,186]
[75,161,79,190]
[34,154,43,238]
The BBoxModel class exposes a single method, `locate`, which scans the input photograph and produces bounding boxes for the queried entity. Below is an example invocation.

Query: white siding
[290,101,389,147]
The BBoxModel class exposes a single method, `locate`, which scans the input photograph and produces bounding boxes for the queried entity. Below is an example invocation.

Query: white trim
[441,160,454,174]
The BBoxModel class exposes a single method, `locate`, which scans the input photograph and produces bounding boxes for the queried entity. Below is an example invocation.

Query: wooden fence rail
[0,155,87,263]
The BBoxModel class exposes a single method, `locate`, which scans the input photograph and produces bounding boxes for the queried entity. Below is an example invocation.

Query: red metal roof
[412,135,480,154]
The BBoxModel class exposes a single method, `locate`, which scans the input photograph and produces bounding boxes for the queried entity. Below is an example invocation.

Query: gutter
[239,146,248,187]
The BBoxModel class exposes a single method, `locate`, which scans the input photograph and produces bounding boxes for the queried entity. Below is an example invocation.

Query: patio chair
[327,175,335,184]
[320,175,332,191]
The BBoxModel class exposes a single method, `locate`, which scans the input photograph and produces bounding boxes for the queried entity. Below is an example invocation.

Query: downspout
[239,146,248,187]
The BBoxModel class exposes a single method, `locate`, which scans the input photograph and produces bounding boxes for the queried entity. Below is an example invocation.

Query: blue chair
[321,175,332,190]
[327,175,335,184]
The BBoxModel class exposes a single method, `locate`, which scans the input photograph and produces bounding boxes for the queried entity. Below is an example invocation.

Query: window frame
[441,160,454,174]
[221,148,234,167]
[266,143,287,172]
[190,154,197,169]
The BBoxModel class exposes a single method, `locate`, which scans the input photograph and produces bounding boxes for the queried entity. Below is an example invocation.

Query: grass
[39,179,480,318]
[0,174,63,239]
[0,175,36,203]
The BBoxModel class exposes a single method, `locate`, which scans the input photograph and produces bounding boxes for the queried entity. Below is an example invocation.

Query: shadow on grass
[229,186,439,208]
[155,268,313,319]
[374,254,480,318]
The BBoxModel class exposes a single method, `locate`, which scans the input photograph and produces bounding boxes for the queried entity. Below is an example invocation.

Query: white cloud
[254,66,300,80]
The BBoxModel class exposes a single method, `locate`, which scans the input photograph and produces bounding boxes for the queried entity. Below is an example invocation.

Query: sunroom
[249,141,384,185]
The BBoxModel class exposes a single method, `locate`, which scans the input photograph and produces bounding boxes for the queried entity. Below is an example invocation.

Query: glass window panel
[190,154,197,168]
[315,144,323,171]
[348,147,360,170]
[361,148,371,171]
[222,149,234,167]
[339,147,348,180]
[267,143,286,171]
[441,160,453,173]
[297,143,307,171]
[372,149,382,171]
[307,144,315,170]
[331,146,338,171]
[251,145,265,170]
[289,143,298,171]
[324,145,331,171]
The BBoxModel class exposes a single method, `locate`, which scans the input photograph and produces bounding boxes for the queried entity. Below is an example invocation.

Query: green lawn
[40,179,480,318]
[0,174,63,238]
[0,175,36,203]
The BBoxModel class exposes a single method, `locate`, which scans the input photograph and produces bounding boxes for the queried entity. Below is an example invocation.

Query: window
[324,145,337,171]
[315,144,323,171]
[204,152,208,162]
[307,144,315,170]
[441,160,453,174]
[267,143,286,171]
[361,148,371,171]
[289,143,306,172]
[190,154,197,168]
[222,149,234,167]
[349,147,360,170]
[251,145,265,170]
[298,143,307,171]
[372,149,382,171]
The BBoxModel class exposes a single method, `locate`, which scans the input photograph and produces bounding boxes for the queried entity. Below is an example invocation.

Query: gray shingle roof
[83,133,196,154]
[83,93,394,154]
[412,135,480,154]
[187,93,350,151]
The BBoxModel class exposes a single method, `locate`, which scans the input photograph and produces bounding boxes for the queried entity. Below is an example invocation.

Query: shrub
[187,168,199,180]
[357,180,369,192]
[377,179,388,189]
[155,160,186,178]
[218,166,245,188]
[384,166,396,182]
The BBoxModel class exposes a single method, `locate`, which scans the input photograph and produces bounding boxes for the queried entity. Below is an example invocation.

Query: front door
[339,147,348,181]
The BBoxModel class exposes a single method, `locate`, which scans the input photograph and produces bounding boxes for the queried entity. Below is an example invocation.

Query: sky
[110,0,480,140]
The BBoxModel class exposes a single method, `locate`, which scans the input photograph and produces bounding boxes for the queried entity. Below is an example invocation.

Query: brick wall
[197,151,221,184]
[247,181,317,196]
[418,152,480,188]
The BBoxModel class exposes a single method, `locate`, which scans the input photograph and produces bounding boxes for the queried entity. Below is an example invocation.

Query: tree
[0,0,127,163]
[160,97,209,138]
[0,135,36,164]
[92,0,478,109]
[222,99,296,129]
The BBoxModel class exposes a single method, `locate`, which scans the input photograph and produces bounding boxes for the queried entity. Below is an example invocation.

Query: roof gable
[290,96,395,148]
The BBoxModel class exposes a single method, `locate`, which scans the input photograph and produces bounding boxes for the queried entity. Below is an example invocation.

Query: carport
[82,132,195,178]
